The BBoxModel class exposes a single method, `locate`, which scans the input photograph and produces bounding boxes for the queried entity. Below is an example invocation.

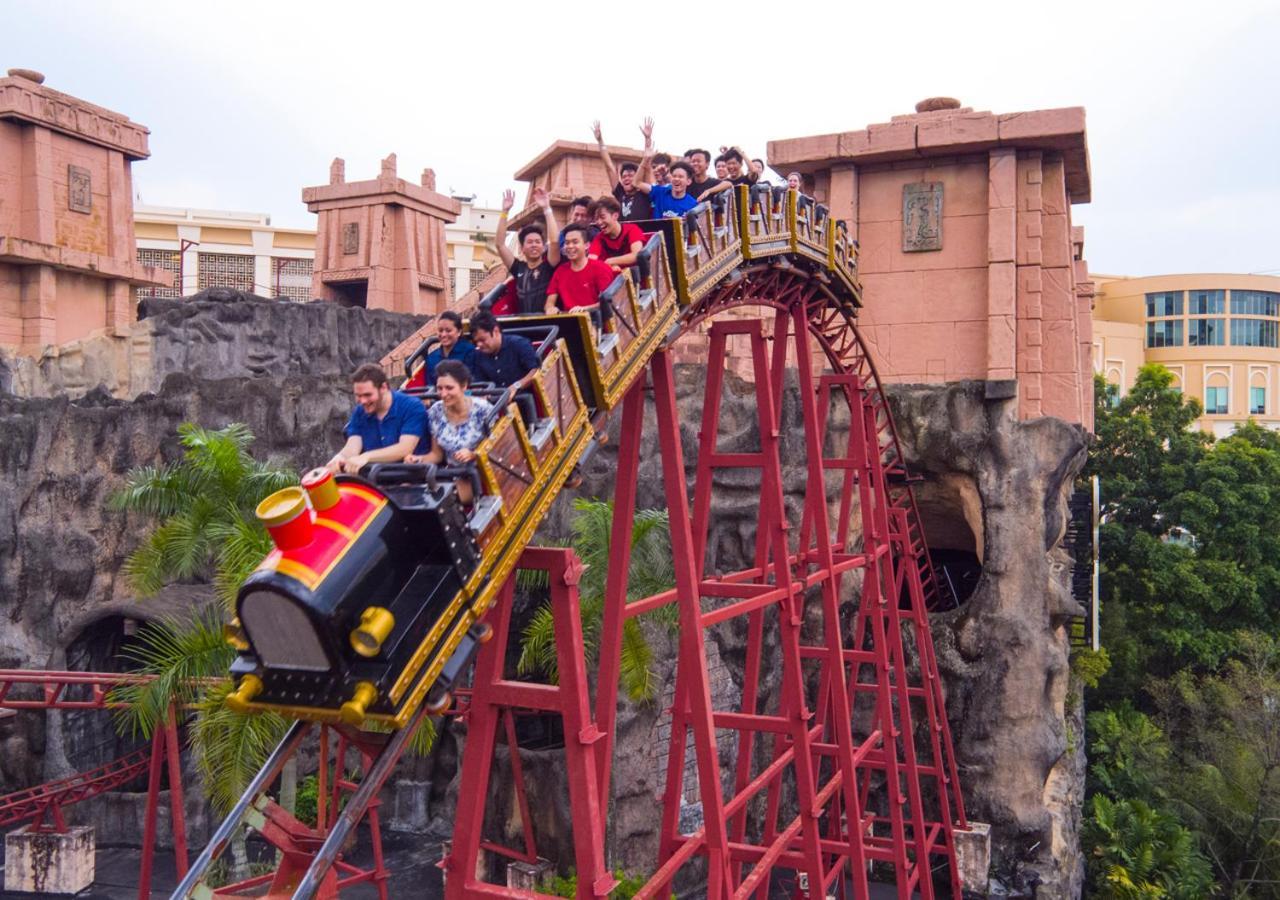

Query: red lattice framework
[446,264,968,899]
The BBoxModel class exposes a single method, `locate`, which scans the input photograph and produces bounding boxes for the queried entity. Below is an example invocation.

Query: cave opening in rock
[329,280,368,308]
[62,615,152,779]
[911,474,984,608]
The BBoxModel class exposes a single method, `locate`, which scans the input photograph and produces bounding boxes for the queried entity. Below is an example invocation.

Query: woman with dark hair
[406,360,493,502]
[423,311,475,379]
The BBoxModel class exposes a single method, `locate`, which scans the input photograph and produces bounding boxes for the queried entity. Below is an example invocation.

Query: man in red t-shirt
[589,196,646,271]
[545,224,617,313]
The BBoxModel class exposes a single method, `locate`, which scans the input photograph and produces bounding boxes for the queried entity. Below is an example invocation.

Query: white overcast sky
[4,0,1278,276]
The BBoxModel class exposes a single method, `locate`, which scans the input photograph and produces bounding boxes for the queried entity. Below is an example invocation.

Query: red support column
[137,722,166,900]
[165,703,189,880]
[649,349,733,899]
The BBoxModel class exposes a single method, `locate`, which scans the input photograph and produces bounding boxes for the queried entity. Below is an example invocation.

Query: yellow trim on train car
[272,558,322,588]
[314,518,356,541]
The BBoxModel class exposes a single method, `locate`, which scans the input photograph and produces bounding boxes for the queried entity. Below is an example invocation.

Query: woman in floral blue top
[406,359,493,503]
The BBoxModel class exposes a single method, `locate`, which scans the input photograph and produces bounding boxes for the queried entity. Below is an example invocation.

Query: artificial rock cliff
[0,298,1089,896]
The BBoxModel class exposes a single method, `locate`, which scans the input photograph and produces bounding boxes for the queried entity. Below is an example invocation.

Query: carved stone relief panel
[68,165,92,214]
[342,222,359,255]
[903,182,942,251]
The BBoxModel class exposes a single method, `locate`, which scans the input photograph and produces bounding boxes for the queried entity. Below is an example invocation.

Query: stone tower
[303,154,460,315]
[769,98,1095,428]
[0,68,169,354]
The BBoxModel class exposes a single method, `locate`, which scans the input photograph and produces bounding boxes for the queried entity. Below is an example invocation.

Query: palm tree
[110,422,437,879]
[518,498,678,702]
[110,422,298,606]
[110,422,296,876]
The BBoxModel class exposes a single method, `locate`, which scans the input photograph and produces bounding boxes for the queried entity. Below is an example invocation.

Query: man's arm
[515,338,542,389]
[326,435,363,473]
[634,117,655,184]
[697,180,734,203]
[495,189,517,270]
[593,121,621,192]
[535,187,561,267]
[605,239,646,270]
[544,292,560,315]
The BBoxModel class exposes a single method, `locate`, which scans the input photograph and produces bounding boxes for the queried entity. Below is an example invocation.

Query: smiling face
[689,152,709,180]
[353,380,388,416]
[521,231,544,262]
[620,167,636,190]
[725,157,743,178]
[435,373,465,406]
[593,205,620,234]
[436,317,460,350]
[562,229,588,261]
[787,173,802,191]
[669,167,691,194]
[571,204,591,225]
[714,159,728,178]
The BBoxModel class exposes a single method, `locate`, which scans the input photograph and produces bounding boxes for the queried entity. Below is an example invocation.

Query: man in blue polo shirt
[326,363,429,474]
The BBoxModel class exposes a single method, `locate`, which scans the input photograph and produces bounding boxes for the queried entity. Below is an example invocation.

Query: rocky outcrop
[0,293,428,400]
[887,381,1089,899]
[0,295,1090,895]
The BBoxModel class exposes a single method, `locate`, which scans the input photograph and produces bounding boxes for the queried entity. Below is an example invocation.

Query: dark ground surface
[0,832,445,899]
[0,834,914,898]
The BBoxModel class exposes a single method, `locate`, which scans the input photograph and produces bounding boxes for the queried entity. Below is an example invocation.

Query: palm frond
[109,464,199,517]
[192,680,289,816]
[110,610,236,739]
[619,619,657,702]
[517,604,560,683]
[238,463,299,509]
[210,508,275,608]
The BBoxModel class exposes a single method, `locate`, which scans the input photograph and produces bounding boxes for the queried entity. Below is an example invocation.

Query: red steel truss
[445,270,966,898]
[0,669,189,900]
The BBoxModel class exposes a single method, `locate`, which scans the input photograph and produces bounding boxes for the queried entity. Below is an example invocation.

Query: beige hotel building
[1093,273,1280,437]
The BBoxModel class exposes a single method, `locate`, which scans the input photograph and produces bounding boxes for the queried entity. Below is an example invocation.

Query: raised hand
[640,117,654,146]
[592,120,604,145]
[533,186,550,210]
[501,189,515,213]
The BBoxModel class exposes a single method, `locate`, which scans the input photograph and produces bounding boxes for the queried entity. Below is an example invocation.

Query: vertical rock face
[885,381,1089,898]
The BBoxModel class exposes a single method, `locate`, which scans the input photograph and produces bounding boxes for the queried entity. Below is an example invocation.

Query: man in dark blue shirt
[469,312,540,390]
[326,363,429,474]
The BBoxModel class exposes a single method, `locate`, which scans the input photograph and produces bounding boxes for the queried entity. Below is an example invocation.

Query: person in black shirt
[470,311,540,390]
[684,147,733,204]
[593,118,655,223]
[495,186,560,315]
[722,147,758,186]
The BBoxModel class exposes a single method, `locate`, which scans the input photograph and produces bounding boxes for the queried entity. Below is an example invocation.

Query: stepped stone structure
[770,97,1095,428]
[0,68,169,355]
[303,154,460,315]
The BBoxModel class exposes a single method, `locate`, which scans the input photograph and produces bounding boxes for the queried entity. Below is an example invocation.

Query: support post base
[3,825,95,895]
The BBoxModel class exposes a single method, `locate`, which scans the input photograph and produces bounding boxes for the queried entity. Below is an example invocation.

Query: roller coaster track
[0,746,152,831]
[181,185,971,899]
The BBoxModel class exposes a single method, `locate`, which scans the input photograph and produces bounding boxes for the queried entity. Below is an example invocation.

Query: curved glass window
[1146,291,1184,318]
[1189,289,1225,315]
[1230,318,1279,347]
[1188,318,1225,346]
[1147,320,1183,348]
[1231,290,1280,317]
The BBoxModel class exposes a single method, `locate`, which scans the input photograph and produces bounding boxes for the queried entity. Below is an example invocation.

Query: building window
[136,248,183,299]
[1231,290,1280,317]
[272,257,313,302]
[1205,385,1229,415]
[1146,291,1184,318]
[1147,320,1183,348]
[1188,318,1225,346]
[1230,318,1279,347]
[1188,289,1225,315]
[197,252,255,294]
[469,267,486,291]
[1251,386,1266,416]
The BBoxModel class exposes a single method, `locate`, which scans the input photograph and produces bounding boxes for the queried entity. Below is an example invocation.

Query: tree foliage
[518,498,677,702]
[1089,367,1280,702]
[1083,795,1216,899]
[110,422,296,607]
